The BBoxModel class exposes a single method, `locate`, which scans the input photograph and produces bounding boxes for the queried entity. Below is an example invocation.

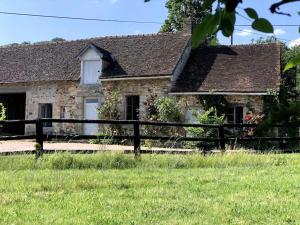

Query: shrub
[154,96,183,122]
[188,107,224,138]
[143,95,185,148]
[97,91,125,144]
[187,107,224,150]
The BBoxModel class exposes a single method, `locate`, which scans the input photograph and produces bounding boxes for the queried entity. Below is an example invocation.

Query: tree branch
[270,0,300,16]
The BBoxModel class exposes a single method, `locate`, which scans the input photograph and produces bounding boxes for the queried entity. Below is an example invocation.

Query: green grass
[1,153,300,225]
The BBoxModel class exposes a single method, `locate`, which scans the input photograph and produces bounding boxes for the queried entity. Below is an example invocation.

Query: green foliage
[2,152,300,170]
[252,36,278,44]
[97,91,124,144]
[51,37,66,42]
[187,107,224,139]
[191,6,275,48]
[154,96,183,122]
[192,12,219,47]
[98,91,120,120]
[143,95,184,147]
[219,10,236,37]
[284,54,300,72]
[0,103,6,121]
[244,8,258,20]
[48,153,137,170]
[34,143,43,159]
[260,45,300,145]
[197,95,229,116]
[252,18,274,33]
[160,0,211,33]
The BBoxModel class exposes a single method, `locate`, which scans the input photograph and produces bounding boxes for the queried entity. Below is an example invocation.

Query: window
[82,60,101,84]
[126,96,140,120]
[226,106,244,124]
[39,104,52,127]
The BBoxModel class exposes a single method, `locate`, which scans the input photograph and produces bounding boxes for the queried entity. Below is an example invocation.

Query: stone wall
[0,81,101,135]
[100,78,171,120]
[0,78,266,136]
[176,94,265,122]
[224,95,264,113]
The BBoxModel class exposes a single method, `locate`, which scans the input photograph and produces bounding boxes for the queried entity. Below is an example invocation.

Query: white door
[84,98,99,135]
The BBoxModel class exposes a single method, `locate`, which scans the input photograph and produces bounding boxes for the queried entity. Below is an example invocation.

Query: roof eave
[169,91,275,96]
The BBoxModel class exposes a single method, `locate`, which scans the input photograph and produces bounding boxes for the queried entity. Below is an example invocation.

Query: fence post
[35,119,44,158]
[133,121,141,159]
[218,125,225,151]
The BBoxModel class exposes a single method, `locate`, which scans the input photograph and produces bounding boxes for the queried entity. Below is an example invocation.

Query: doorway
[0,93,26,135]
[84,98,99,135]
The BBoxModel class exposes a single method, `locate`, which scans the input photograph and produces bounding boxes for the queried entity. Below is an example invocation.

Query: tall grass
[0,152,299,170]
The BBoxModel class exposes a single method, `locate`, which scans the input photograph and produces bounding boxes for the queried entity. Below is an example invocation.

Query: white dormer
[77,44,112,85]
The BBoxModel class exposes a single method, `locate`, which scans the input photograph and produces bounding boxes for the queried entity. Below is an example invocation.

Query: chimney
[182,17,193,34]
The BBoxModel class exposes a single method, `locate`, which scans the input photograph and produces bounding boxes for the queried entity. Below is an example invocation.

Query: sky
[0,0,299,47]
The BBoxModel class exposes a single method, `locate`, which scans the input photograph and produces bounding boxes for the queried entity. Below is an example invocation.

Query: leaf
[244,8,258,20]
[220,10,236,37]
[192,12,220,48]
[284,54,300,72]
[252,18,274,33]
[203,0,215,10]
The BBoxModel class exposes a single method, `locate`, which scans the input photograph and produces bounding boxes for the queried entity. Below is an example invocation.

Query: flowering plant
[244,112,265,136]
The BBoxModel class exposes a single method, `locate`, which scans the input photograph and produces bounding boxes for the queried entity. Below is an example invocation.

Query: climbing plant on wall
[197,95,230,116]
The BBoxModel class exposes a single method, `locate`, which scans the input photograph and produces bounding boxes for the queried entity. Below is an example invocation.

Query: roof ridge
[0,31,184,49]
[195,42,279,49]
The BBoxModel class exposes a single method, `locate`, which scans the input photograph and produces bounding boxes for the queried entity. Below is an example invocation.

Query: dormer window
[82,60,101,84]
[77,43,113,85]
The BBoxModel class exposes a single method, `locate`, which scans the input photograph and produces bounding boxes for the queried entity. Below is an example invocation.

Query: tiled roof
[171,43,281,93]
[0,32,191,83]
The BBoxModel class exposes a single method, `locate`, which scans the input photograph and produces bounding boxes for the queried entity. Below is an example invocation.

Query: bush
[97,91,125,144]
[187,107,224,150]
[143,95,185,148]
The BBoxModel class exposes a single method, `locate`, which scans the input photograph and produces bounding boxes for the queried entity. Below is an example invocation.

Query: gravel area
[0,140,193,153]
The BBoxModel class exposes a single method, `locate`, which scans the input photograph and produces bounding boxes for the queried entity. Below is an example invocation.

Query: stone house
[0,29,280,135]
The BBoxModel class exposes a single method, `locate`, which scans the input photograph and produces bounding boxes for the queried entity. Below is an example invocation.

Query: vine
[197,95,230,116]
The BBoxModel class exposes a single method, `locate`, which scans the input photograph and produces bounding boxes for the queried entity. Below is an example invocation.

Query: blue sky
[0,0,299,46]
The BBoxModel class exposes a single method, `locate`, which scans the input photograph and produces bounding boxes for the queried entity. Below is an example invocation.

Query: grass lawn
[0,153,300,225]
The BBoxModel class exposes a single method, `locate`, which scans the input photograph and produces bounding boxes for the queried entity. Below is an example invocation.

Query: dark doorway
[0,93,26,135]
[126,96,140,120]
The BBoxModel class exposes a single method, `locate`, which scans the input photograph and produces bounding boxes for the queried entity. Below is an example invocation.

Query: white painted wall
[81,48,101,60]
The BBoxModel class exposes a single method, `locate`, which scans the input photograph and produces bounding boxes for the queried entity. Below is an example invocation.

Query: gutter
[100,75,171,81]
[169,92,272,96]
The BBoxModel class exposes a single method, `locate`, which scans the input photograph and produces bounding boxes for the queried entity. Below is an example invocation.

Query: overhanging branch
[270,0,300,15]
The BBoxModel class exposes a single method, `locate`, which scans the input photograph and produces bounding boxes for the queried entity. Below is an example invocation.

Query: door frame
[83,97,100,135]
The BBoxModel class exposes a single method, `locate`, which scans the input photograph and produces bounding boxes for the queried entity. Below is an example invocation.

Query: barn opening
[0,93,26,135]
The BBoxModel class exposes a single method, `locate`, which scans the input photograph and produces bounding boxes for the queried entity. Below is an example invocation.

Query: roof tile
[171,43,281,93]
[0,32,191,83]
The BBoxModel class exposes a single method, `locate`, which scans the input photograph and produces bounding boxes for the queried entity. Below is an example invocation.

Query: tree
[251,39,300,141]
[51,37,66,42]
[160,0,210,32]
[145,0,300,70]
[251,36,278,44]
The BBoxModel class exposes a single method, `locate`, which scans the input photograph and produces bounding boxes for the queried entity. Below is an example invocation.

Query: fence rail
[0,118,299,158]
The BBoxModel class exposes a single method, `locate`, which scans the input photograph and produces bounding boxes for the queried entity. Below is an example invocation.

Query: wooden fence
[0,119,300,158]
